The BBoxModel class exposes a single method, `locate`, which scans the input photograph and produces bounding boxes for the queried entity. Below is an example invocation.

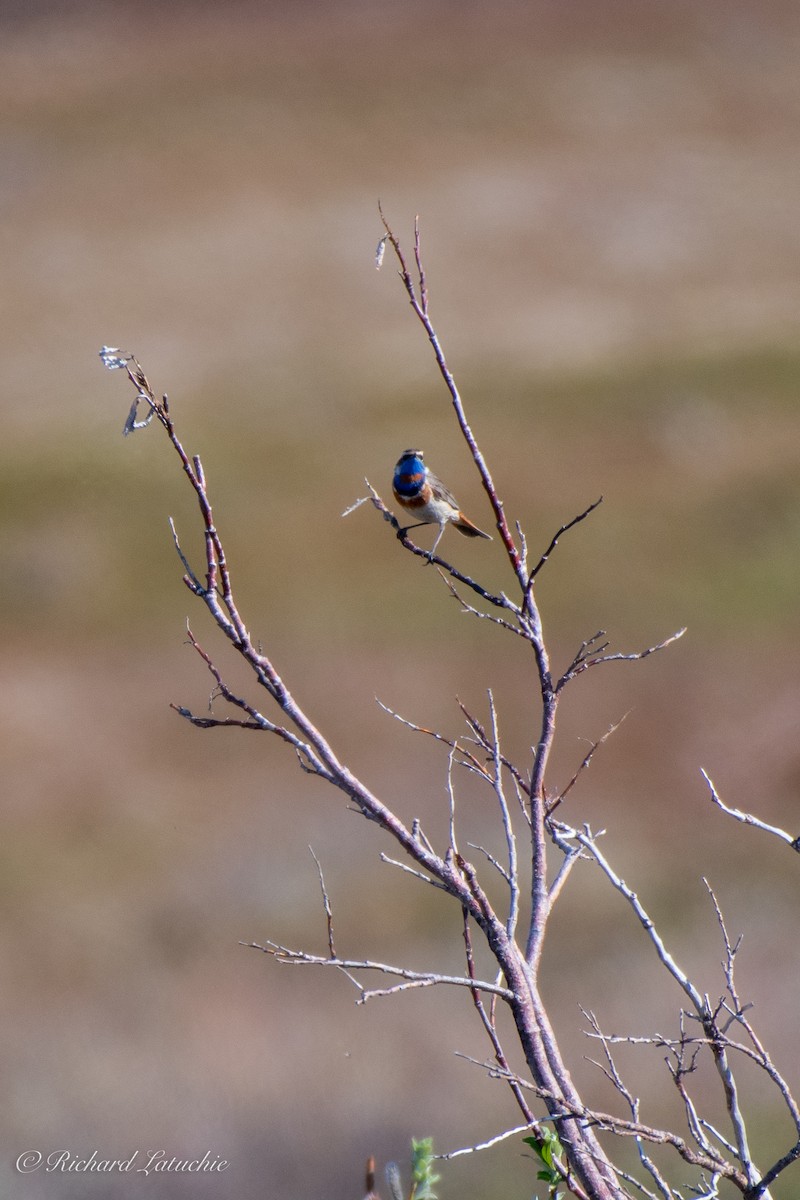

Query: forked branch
[98,213,798,1200]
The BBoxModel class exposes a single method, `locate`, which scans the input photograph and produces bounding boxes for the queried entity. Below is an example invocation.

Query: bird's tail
[453,515,492,540]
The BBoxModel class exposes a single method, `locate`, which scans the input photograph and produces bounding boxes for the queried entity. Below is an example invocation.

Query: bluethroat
[392,448,492,556]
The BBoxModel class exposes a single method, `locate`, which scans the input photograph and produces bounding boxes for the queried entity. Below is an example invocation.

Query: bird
[392,448,492,556]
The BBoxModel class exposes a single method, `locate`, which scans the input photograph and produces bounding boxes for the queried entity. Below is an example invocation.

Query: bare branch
[753,1142,800,1198]
[456,1055,746,1187]
[446,744,459,856]
[568,828,796,1196]
[486,691,520,940]
[241,940,514,1003]
[378,207,525,582]
[562,823,706,1013]
[526,497,604,590]
[309,847,336,960]
[466,843,511,884]
[102,203,797,1200]
[168,517,203,593]
[702,881,800,1193]
[581,1009,679,1200]
[456,700,532,807]
[701,770,800,852]
[361,481,516,610]
[546,714,629,816]
[379,853,448,892]
[546,837,585,908]
[462,912,537,1129]
[441,573,530,639]
[439,1122,538,1160]
[558,629,687,691]
[376,699,493,783]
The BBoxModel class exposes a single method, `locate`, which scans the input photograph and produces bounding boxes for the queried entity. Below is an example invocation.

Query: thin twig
[526,497,604,590]
[376,699,492,782]
[457,700,532,803]
[378,207,524,582]
[379,853,448,892]
[441,573,530,638]
[446,744,459,856]
[454,1055,746,1187]
[242,941,514,1003]
[362,481,516,610]
[558,629,687,691]
[546,714,629,816]
[701,770,800,852]
[438,1122,539,1160]
[174,625,331,775]
[309,847,336,959]
[168,518,203,592]
[486,690,520,939]
[581,1009,676,1200]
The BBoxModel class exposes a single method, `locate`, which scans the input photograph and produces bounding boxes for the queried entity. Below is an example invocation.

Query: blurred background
[3,0,800,1196]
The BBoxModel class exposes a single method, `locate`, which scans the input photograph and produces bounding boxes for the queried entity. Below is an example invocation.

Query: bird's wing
[427,470,460,509]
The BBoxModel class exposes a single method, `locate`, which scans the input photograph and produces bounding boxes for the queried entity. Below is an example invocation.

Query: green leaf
[409,1137,439,1200]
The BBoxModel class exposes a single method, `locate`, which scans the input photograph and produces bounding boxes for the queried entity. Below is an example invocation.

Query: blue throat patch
[394,456,426,496]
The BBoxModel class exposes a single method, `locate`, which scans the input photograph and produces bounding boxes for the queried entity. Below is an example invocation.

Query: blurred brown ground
[2,0,800,1196]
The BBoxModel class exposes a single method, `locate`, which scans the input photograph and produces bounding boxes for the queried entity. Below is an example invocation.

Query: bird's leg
[396,521,429,539]
[427,523,446,561]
